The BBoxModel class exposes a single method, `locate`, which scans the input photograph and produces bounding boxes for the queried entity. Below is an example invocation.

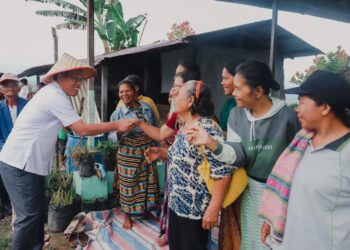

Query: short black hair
[235,60,280,95]
[118,74,143,94]
[178,59,201,78]
[20,78,28,85]
[181,70,201,83]
[117,80,137,92]
[224,58,245,76]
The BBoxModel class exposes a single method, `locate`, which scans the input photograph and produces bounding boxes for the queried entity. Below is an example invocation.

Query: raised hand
[129,118,141,127]
[114,119,136,133]
[186,126,211,146]
[144,147,167,163]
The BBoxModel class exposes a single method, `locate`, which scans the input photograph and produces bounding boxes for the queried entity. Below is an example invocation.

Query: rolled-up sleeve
[201,120,236,179]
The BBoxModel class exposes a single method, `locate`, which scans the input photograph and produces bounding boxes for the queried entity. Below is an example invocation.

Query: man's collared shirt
[0,83,80,176]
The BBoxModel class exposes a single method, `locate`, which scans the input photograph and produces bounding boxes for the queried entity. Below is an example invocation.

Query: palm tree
[26,0,147,53]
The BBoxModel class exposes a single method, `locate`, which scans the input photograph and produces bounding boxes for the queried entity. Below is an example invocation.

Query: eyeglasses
[69,75,85,82]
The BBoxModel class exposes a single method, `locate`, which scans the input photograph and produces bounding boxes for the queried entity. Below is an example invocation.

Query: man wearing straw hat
[0,53,136,250]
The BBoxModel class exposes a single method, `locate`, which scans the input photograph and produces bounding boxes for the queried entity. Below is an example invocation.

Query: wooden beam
[101,65,108,122]
[51,27,58,62]
[269,0,278,75]
[87,0,95,147]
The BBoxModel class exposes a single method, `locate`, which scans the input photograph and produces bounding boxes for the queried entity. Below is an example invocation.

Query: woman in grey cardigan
[187,61,300,250]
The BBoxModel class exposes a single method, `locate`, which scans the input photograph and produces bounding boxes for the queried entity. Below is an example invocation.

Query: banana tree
[26,0,147,53]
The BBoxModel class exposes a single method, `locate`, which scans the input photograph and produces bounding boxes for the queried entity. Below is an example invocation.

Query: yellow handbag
[198,146,248,208]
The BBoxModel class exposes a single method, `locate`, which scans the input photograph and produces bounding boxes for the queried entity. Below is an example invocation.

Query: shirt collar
[324,132,350,151]
[120,100,148,116]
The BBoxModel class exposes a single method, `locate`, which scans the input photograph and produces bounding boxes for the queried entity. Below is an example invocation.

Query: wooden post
[269,0,282,98]
[52,27,59,169]
[101,64,108,122]
[269,0,278,75]
[52,27,58,62]
[87,0,95,148]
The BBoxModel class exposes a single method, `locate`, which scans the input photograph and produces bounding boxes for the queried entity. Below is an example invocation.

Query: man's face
[0,80,20,98]
[58,71,84,96]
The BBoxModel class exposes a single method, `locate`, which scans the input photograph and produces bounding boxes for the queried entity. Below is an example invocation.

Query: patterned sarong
[117,135,160,217]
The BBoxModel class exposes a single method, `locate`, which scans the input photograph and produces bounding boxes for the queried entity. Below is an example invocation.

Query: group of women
[110,58,350,250]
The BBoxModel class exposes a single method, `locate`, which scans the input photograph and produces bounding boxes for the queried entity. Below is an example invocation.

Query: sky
[1,0,350,98]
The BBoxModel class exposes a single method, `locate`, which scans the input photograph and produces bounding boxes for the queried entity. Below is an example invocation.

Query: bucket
[65,134,106,174]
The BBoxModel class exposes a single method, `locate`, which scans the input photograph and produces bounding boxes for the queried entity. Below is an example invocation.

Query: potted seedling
[96,140,117,172]
[71,145,97,177]
[46,170,77,233]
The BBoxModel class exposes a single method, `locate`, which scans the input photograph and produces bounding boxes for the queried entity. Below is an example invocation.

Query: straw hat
[43,53,97,83]
[0,73,19,85]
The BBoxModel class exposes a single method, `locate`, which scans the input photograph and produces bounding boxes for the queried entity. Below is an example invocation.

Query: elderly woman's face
[119,83,136,106]
[296,95,325,130]
[58,70,84,96]
[0,80,20,98]
[175,83,192,114]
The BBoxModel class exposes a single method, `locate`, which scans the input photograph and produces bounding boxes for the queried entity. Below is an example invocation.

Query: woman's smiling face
[119,83,136,106]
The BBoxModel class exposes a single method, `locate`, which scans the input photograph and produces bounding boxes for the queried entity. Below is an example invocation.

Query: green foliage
[288,103,298,111]
[291,46,350,84]
[0,238,11,249]
[26,0,147,52]
[96,140,117,157]
[46,170,75,206]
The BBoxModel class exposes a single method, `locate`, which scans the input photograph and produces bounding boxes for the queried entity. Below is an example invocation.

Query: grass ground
[0,215,11,250]
[0,215,71,250]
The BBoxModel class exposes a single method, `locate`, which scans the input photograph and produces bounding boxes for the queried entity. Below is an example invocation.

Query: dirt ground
[0,215,72,250]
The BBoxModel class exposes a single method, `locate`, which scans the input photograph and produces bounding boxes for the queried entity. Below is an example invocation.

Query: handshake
[113,118,141,133]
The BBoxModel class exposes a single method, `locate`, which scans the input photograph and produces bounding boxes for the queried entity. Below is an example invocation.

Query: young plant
[96,140,117,158]
[46,170,75,206]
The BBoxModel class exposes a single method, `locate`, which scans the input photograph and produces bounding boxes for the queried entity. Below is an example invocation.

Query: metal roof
[217,0,350,23]
[95,40,185,64]
[95,19,320,64]
[18,64,53,78]
[185,19,322,58]
[18,19,321,77]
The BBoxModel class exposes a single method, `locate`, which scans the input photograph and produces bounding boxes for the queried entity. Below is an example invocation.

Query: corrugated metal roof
[18,64,53,78]
[18,19,321,77]
[217,0,350,24]
[95,40,185,65]
[185,19,322,58]
[94,19,320,63]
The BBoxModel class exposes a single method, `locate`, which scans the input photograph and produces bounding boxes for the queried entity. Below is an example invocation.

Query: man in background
[19,78,30,100]
[0,73,28,219]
